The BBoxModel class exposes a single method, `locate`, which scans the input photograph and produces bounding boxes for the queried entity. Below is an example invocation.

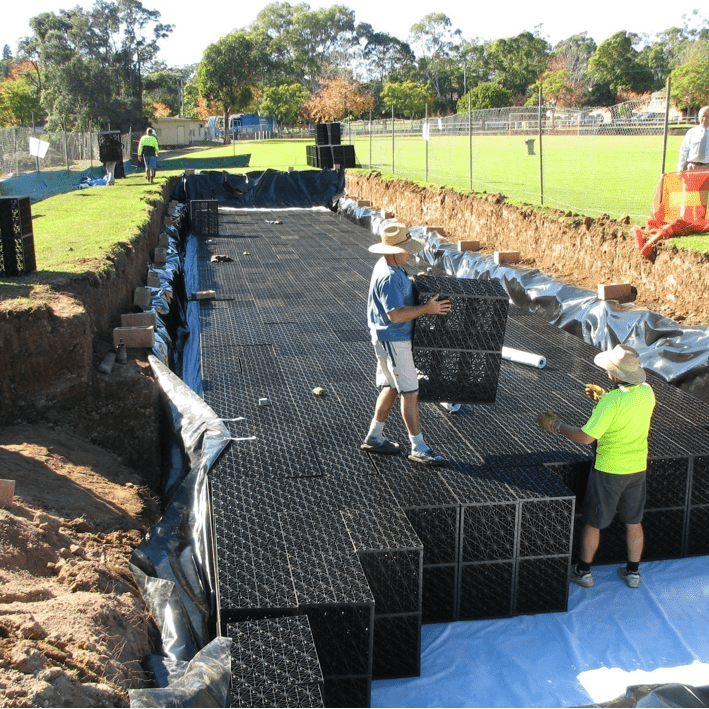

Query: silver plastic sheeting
[130,356,229,657]
[338,197,709,405]
[129,637,232,708]
[413,228,709,404]
[125,200,233,706]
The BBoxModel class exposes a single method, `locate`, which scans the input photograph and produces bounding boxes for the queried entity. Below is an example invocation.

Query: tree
[409,13,461,110]
[489,31,550,98]
[250,3,359,92]
[18,0,172,131]
[670,41,709,111]
[260,83,311,128]
[197,30,270,143]
[457,82,512,111]
[587,31,655,102]
[0,73,43,126]
[526,69,574,107]
[381,81,434,119]
[547,33,596,105]
[457,39,495,94]
[2,45,11,61]
[142,67,187,116]
[304,77,373,122]
[357,25,415,83]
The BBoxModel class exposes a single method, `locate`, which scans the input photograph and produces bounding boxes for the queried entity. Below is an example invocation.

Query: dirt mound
[345,172,709,326]
[0,424,161,708]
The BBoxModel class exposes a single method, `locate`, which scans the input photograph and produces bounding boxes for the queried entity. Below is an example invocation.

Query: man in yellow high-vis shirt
[537,345,656,589]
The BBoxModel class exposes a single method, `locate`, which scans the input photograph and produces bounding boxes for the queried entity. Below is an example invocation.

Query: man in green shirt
[137,128,159,183]
[537,345,656,589]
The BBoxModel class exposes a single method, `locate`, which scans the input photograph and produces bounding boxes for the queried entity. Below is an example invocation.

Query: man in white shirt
[677,106,709,172]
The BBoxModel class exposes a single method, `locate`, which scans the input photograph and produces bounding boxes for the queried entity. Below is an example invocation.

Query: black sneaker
[569,563,594,588]
[360,439,402,455]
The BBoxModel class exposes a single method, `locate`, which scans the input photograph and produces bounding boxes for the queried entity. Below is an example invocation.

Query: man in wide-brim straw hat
[362,223,451,466]
[537,344,656,589]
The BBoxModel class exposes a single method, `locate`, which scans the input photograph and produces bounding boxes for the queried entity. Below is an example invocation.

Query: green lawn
[157,139,313,176]
[2,135,705,304]
[353,132,686,222]
[0,173,164,300]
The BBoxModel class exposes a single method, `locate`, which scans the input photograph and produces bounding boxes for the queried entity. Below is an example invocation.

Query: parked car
[631,112,665,123]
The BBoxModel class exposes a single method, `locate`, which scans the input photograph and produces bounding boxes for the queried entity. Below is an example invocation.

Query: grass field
[0,174,164,301]
[2,135,706,304]
[353,133,686,221]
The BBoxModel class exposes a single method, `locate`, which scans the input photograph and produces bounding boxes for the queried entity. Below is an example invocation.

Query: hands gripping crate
[412,276,509,404]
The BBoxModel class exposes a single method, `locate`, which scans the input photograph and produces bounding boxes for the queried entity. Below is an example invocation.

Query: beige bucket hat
[594,344,646,384]
[369,224,424,254]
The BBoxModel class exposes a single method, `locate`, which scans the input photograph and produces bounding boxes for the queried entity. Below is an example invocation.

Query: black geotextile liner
[171,168,346,208]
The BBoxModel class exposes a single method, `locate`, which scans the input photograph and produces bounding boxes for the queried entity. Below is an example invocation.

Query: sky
[2,0,707,69]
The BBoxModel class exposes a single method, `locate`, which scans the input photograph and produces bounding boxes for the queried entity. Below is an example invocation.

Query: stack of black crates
[0,196,36,277]
[306,123,356,169]
[189,199,219,237]
[413,275,510,404]
[226,615,325,708]
[195,212,709,708]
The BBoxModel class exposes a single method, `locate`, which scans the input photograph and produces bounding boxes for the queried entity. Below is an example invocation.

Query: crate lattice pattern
[185,206,709,703]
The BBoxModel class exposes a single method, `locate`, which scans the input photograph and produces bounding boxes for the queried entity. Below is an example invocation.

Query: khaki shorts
[373,339,419,394]
[582,468,646,529]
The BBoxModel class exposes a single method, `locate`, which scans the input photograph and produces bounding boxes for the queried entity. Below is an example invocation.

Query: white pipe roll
[501,346,546,369]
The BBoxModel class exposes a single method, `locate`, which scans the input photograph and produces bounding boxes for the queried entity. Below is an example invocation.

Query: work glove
[584,384,607,402]
[537,410,559,433]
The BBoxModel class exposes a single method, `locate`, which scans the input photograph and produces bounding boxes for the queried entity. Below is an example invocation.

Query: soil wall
[0,179,176,485]
[345,172,709,325]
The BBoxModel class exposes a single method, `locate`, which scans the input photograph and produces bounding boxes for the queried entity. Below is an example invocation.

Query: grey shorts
[373,339,419,394]
[582,468,646,529]
[145,156,157,169]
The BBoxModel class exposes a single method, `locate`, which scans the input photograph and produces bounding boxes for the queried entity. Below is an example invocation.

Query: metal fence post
[661,75,671,176]
[63,118,69,172]
[538,87,544,206]
[392,106,395,174]
[425,104,429,182]
[468,93,472,191]
[369,110,372,169]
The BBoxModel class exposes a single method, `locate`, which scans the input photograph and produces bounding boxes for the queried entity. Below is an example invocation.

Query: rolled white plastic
[501,346,546,369]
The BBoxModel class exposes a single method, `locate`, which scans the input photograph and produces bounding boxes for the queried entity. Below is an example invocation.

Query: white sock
[366,419,385,444]
[409,433,427,453]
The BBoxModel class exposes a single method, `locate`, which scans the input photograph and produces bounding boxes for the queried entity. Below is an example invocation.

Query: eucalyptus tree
[409,13,462,111]
[18,0,172,130]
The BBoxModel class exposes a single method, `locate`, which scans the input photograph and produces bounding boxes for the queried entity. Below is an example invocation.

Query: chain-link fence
[343,95,690,221]
[0,127,133,178]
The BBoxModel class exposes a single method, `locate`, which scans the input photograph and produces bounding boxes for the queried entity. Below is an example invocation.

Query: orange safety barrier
[634,170,709,257]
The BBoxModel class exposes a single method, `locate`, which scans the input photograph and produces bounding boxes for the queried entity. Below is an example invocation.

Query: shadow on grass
[0,267,108,299]
[157,154,251,170]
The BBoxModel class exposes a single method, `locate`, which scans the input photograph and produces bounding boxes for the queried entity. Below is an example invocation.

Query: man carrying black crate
[537,345,656,588]
[362,224,451,466]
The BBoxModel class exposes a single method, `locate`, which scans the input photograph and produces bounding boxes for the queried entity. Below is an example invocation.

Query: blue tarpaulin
[373,557,709,707]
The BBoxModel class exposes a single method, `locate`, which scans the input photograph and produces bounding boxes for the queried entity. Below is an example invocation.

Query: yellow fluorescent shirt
[581,383,656,474]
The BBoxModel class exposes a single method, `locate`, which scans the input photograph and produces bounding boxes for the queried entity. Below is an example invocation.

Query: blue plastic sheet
[373,558,709,708]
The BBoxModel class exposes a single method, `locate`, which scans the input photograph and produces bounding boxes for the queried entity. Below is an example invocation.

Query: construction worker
[537,344,656,589]
[362,223,451,466]
[137,128,159,183]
